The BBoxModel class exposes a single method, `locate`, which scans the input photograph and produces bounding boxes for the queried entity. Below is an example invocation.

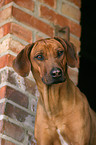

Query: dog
[13,37,96,145]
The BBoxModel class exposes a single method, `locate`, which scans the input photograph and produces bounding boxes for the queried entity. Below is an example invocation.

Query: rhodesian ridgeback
[13,37,96,145]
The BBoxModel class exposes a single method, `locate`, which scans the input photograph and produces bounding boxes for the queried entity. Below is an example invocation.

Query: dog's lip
[42,77,66,85]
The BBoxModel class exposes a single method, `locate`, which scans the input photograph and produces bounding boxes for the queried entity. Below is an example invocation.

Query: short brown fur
[13,37,96,145]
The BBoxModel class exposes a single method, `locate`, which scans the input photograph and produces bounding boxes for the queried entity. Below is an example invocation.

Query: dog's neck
[35,74,76,119]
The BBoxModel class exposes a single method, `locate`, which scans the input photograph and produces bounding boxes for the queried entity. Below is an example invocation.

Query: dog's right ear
[54,37,78,68]
[13,43,34,77]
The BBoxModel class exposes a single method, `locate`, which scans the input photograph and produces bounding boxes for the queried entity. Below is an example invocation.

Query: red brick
[62,3,81,21]
[0,102,35,124]
[10,23,32,43]
[0,86,29,108]
[0,68,36,97]
[67,0,81,8]
[0,120,25,142]
[0,102,5,115]
[45,0,56,8]
[0,27,4,39]
[0,38,24,54]
[36,35,45,41]
[0,23,32,43]
[40,5,81,37]
[5,102,27,121]
[5,103,35,123]
[14,0,34,11]
[3,69,37,96]
[0,7,12,23]
[12,7,54,37]
[0,138,16,145]
[0,23,11,39]
[6,86,29,108]
[0,120,3,132]
[0,54,15,69]
[38,0,56,8]
[0,87,6,99]
[0,0,34,11]
[8,40,24,54]
[0,0,12,7]
[3,23,11,35]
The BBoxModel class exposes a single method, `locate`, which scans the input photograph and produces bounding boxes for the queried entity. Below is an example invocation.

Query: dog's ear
[54,37,78,67]
[13,43,34,77]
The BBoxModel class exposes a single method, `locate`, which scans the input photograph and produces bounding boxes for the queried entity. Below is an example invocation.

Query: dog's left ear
[54,37,78,68]
[13,43,34,77]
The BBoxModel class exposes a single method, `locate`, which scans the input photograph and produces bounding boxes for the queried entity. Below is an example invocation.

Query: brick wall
[0,0,81,144]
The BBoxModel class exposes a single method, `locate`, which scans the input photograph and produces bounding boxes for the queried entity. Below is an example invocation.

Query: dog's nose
[50,68,62,78]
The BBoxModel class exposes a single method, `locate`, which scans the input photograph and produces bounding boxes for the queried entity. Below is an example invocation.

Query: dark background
[78,0,96,112]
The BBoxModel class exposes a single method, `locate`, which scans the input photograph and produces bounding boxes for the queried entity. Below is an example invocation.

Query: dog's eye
[57,51,64,57]
[35,55,44,60]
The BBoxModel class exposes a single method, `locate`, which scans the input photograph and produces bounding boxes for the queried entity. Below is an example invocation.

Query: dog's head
[13,37,78,85]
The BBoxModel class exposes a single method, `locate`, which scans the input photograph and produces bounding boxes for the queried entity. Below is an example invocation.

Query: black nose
[50,68,62,78]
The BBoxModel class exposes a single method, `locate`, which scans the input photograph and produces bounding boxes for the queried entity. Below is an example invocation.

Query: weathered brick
[62,2,81,21]
[0,54,15,69]
[38,0,56,8]
[44,0,56,8]
[67,0,81,8]
[0,38,24,54]
[0,138,16,145]
[7,70,36,96]
[0,120,25,142]
[0,27,4,39]
[0,120,3,132]
[0,0,34,11]
[0,0,12,7]
[0,87,6,99]
[0,7,12,23]
[6,70,25,88]
[36,35,45,41]
[5,103,35,124]
[40,5,81,37]
[0,23,11,39]
[0,101,35,126]
[10,23,32,43]
[0,86,29,108]
[0,68,9,84]
[0,68,36,96]
[6,87,29,108]
[28,135,37,145]
[3,23,11,36]
[12,7,54,37]
[0,102,5,115]
[8,38,24,53]
[14,0,34,11]
[0,23,32,43]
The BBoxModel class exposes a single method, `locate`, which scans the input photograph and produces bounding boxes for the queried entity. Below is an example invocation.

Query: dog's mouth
[42,67,66,85]
[42,77,66,85]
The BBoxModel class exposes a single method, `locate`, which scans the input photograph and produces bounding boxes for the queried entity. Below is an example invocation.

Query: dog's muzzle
[42,67,66,85]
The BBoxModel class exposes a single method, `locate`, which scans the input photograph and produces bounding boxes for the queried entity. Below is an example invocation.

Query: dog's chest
[49,117,70,145]
[57,129,69,145]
